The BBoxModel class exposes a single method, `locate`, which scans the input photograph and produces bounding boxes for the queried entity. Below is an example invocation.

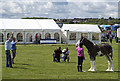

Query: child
[62,47,70,62]
[76,43,85,72]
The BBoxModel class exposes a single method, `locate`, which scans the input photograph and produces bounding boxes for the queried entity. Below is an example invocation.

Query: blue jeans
[5,50,12,67]
[35,39,38,44]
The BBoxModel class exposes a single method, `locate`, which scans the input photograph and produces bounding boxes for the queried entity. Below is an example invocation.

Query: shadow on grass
[68,62,76,63]
[54,61,76,63]
[13,67,28,69]
[13,63,29,69]
[89,71,120,73]
[15,63,30,66]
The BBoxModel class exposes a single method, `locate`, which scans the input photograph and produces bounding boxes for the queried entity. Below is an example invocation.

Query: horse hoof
[88,68,96,71]
[110,69,114,72]
[88,68,92,71]
[106,69,110,71]
[91,69,96,71]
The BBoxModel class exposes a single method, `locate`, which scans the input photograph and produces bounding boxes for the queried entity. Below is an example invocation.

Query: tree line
[22,17,120,25]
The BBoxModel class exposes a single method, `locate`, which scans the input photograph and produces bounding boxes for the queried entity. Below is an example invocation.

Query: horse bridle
[80,37,85,43]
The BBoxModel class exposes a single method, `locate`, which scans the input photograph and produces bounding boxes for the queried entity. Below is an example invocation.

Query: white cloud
[0,0,119,19]
[44,2,53,9]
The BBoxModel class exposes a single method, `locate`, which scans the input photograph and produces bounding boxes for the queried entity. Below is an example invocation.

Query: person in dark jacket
[53,47,62,62]
[106,33,109,42]
[109,35,113,44]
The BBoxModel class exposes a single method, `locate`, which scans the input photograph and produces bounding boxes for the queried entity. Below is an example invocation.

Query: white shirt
[5,38,12,50]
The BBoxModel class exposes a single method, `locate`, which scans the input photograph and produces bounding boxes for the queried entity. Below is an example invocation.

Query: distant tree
[109,17,114,20]
[21,17,50,19]
[109,17,112,20]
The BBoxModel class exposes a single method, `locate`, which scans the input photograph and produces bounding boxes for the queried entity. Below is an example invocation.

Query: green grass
[1,40,119,79]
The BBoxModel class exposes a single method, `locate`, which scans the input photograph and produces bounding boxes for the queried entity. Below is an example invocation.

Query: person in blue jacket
[11,37,17,64]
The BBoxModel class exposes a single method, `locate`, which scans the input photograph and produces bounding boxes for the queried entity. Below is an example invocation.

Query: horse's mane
[80,37,94,51]
[81,37,94,46]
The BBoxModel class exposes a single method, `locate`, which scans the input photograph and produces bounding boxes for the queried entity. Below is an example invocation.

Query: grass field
[1,40,120,80]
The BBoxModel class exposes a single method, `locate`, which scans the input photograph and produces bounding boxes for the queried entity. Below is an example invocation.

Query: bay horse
[76,37,114,71]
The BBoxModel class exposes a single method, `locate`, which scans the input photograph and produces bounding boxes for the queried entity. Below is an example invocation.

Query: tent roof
[37,19,60,29]
[62,24,101,33]
[102,25,111,28]
[0,19,60,30]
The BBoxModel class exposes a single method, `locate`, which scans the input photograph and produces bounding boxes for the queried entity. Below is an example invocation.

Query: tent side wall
[0,29,62,44]
[66,32,101,44]
[0,19,62,44]
[117,28,120,38]
[61,24,101,44]
[61,30,67,44]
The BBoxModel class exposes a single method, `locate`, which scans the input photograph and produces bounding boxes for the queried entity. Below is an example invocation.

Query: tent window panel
[26,33,29,42]
[70,33,76,40]
[17,33,23,42]
[81,33,88,38]
[92,33,99,40]
[26,33,32,42]
[0,33,4,42]
[30,34,32,42]
[54,33,59,41]
[45,33,51,39]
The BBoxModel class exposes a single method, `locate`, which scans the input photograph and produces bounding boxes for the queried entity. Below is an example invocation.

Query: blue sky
[0,0,119,19]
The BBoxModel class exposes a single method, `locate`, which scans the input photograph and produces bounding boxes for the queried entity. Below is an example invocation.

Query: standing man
[53,47,62,62]
[35,33,38,44]
[106,33,109,42]
[109,34,113,44]
[5,32,14,68]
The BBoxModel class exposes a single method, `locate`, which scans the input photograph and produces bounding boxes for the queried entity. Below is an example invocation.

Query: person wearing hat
[62,47,70,62]
[76,43,85,72]
[53,47,62,62]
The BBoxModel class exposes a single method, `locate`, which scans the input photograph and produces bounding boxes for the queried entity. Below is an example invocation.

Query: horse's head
[80,36,86,44]
[76,36,85,47]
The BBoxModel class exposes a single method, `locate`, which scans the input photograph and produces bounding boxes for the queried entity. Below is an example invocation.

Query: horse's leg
[91,57,96,71]
[110,57,114,71]
[109,53,114,71]
[88,60,93,71]
[88,56,92,71]
[88,56,95,71]
[93,57,96,71]
[105,55,111,71]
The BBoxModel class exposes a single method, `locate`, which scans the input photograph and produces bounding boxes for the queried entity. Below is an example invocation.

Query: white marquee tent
[61,24,101,44]
[117,28,120,38]
[0,19,61,44]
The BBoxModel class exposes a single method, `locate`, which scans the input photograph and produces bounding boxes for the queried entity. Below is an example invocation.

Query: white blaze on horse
[76,37,114,72]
